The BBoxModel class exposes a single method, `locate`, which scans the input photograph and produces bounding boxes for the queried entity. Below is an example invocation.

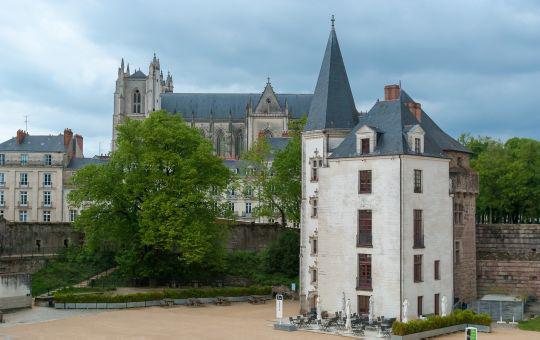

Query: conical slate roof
[305,26,357,131]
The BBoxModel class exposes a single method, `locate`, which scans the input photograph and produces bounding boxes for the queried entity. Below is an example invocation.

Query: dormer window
[414,138,421,154]
[361,139,370,154]
[356,125,379,155]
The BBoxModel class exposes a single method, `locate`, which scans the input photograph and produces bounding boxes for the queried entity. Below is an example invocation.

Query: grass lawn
[518,317,540,332]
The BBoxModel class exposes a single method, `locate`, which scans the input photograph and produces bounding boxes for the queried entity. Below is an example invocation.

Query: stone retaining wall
[0,273,32,311]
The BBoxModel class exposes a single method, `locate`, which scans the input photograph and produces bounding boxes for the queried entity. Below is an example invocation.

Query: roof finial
[267,76,271,85]
[331,15,335,29]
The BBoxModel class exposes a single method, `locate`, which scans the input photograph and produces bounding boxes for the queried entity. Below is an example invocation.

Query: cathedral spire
[305,17,357,131]
[121,58,125,71]
[126,63,130,76]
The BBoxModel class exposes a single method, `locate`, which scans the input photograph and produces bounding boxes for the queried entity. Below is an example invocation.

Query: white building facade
[300,23,465,320]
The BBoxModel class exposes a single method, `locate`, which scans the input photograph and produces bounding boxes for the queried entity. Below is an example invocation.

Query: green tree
[69,111,231,281]
[242,116,306,226]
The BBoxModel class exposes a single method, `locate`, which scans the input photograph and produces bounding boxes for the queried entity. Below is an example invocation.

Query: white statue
[441,295,447,317]
[345,298,352,332]
[402,299,409,323]
[369,295,375,324]
[316,296,322,321]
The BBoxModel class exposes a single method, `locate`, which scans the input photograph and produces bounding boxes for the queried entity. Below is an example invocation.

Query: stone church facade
[112,54,312,155]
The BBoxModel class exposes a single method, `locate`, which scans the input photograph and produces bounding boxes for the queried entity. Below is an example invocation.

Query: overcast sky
[0,0,539,156]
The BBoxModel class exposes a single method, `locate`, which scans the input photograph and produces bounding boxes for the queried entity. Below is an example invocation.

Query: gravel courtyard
[0,301,537,339]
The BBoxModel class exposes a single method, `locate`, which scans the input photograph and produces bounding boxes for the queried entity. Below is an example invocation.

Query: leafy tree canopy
[69,111,231,280]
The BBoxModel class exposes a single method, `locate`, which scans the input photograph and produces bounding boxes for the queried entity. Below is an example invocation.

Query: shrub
[54,286,271,303]
[391,310,492,336]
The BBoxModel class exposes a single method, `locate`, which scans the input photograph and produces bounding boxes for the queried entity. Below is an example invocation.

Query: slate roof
[0,135,66,153]
[305,27,357,131]
[128,70,147,79]
[67,157,109,169]
[329,89,469,159]
[266,137,290,152]
[160,92,312,120]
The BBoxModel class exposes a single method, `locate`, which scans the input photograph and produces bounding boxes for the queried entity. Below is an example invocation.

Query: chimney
[75,134,84,157]
[63,128,73,147]
[16,129,27,144]
[406,102,422,122]
[384,84,401,101]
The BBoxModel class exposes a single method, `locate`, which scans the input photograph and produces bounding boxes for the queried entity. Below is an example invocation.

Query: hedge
[392,309,492,336]
[54,286,271,303]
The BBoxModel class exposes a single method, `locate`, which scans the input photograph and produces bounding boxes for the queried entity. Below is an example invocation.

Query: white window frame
[0,154,5,165]
[44,154,52,166]
[245,202,252,214]
[19,191,28,206]
[20,154,28,165]
[0,190,4,206]
[43,191,51,207]
[19,210,28,222]
[43,210,51,222]
[20,173,28,186]
[43,173,52,187]
[0,172,4,186]
[69,209,78,222]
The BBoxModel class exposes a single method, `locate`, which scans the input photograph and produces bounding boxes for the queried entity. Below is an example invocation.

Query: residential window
[413,210,424,248]
[417,296,423,316]
[359,170,372,194]
[19,191,28,206]
[455,241,461,264]
[414,138,421,154]
[311,238,318,255]
[0,154,4,165]
[44,154,52,166]
[311,158,321,181]
[43,173,52,187]
[43,211,51,222]
[414,255,423,282]
[0,210,4,219]
[43,191,51,207]
[311,198,318,218]
[245,186,253,197]
[20,154,28,165]
[69,209,78,222]
[453,202,464,225]
[361,138,370,154]
[133,89,141,113]
[311,269,317,283]
[434,260,440,280]
[19,173,28,186]
[0,191,4,206]
[358,295,370,314]
[357,210,372,247]
[19,210,28,222]
[228,187,235,197]
[434,293,440,316]
[414,170,422,193]
[228,202,234,212]
[245,202,252,214]
[0,172,5,186]
[357,254,372,290]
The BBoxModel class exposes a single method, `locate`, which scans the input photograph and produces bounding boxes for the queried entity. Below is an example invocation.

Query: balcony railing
[42,182,53,188]
[356,233,372,247]
[356,276,372,291]
[41,201,53,208]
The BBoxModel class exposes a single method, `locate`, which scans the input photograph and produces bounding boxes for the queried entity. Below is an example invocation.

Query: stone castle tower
[111,54,173,151]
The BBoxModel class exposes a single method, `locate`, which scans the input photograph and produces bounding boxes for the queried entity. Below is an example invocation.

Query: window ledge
[414,280,423,283]
[413,245,425,249]
[356,244,373,248]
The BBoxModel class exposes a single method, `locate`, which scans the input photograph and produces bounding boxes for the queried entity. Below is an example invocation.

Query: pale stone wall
[0,273,32,310]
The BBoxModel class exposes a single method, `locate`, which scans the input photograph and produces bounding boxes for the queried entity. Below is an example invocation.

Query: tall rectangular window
[245,202,252,214]
[414,138,421,153]
[0,190,4,206]
[359,170,372,194]
[69,209,78,222]
[311,159,320,181]
[19,173,28,186]
[19,191,28,206]
[43,211,51,222]
[311,269,317,283]
[20,154,28,165]
[434,260,440,280]
[357,210,372,247]
[413,209,424,248]
[311,198,318,218]
[43,173,52,187]
[455,241,461,264]
[357,254,372,290]
[0,210,4,218]
[453,202,464,225]
[414,254,423,282]
[361,138,370,154]
[43,191,51,207]
[414,170,422,193]
[0,154,5,165]
[311,238,318,255]
[358,295,370,314]
[0,172,4,186]
[434,293,440,316]
[44,154,52,166]
[19,210,28,222]
[417,296,423,316]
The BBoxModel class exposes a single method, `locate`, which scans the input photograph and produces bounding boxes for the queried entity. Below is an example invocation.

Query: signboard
[276,294,283,323]
[466,326,477,340]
